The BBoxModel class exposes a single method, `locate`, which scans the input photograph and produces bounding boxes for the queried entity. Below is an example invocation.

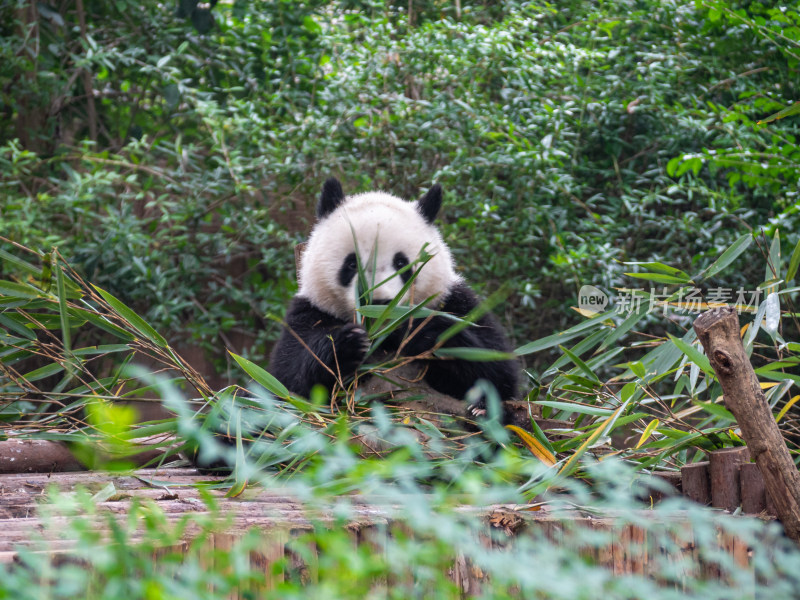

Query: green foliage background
[2,0,799,374]
[3,3,800,594]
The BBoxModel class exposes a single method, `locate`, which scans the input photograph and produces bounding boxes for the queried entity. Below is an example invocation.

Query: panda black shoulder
[438,282,515,354]
[285,295,345,328]
[439,282,481,318]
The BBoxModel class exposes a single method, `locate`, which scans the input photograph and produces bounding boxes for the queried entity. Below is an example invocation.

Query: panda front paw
[332,323,371,375]
[465,390,505,423]
[466,399,488,419]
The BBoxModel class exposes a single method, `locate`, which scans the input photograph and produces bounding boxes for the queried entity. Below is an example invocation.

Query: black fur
[269,297,371,398]
[268,282,519,406]
[318,177,345,219]
[393,252,411,283]
[398,283,518,403]
[338,252,358,287]
[417,184,442,224]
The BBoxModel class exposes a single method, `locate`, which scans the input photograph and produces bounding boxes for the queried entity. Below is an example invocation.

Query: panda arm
[268,297,368,398]
[401,283,519,401]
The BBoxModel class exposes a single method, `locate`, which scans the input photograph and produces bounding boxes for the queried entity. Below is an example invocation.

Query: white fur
[299,191,462,320]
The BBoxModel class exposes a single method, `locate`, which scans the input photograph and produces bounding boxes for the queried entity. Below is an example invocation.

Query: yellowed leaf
[506,425,556,467]
[635,419,660,449]
[559,404,625,477]
[776,395,800,423]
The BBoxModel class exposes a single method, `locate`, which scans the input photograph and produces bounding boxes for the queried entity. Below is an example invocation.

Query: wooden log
[0,437,179,474]
[709,446,750,512]
[694,307,800,541]
[681,461,711,506]
[0,439,84,474]
[740,462,767,514]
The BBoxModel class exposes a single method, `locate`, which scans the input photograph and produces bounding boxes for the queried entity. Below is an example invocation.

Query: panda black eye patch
[338,252,359,287]
[393,252,412,283]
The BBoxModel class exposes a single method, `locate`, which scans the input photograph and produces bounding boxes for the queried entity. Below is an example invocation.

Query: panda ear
[416,183,442,224]
[318,177,345,219]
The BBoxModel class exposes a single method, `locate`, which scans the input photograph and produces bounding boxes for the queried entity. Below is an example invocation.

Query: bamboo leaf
[668,334,712,376]
[56,262,71,355]
[763,292,780,337]
[693,400,735,422]
[506,425,557,466]
[116,421,180,440]
[559,345,599,382]
[72,344,131,357]
[0,280,47,299]
[516,310,614,355]
[370,299,434,338]
[71,308,135,341]
[226,410,248,497]
[695,234,753,282]
[0,313,35,340]
[358,304,455,322]
[757,278,783,290]
[766,230,781,283]
[230,351,291,399]
[744,296,770,355]
[621,262,691,279]
[92,482,118,503]
[535,400,613,417]
[544,329,606,376]
[759,371,800,386]
[433,347,516,361]
[635,419,660,449]
[624,272,691,285]
[21,362,65,383]
[787,238,800,282]
[765,379,794,409]
[559,404,625,477]
[93,285,168,348]
[758,100,800,124]
[0,249,41,276]
[528,415,557,456]
[598,301,649,351]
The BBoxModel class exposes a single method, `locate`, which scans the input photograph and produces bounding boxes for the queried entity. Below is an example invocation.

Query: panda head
[298,178,462,320]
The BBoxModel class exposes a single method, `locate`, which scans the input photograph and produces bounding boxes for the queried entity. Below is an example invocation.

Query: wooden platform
[0,466,757,595]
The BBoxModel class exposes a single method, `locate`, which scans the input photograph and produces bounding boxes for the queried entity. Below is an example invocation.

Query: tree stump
[694,307,800,541]
[740,462,768,515]
[709,446,749,512]
[681,461,711,506]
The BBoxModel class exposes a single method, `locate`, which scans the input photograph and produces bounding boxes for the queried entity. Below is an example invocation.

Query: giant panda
[268,177,519,419]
